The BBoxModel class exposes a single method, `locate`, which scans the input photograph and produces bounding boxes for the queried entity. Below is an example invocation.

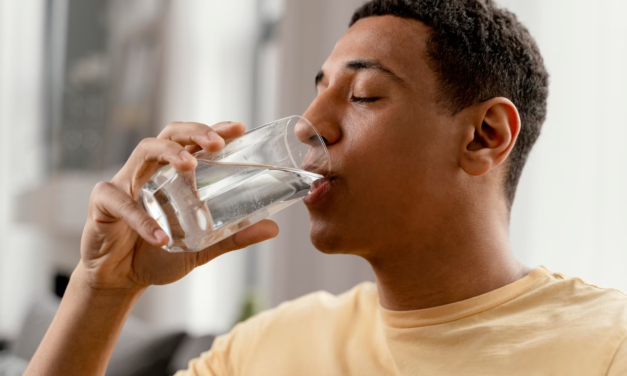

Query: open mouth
[304,176,336,205]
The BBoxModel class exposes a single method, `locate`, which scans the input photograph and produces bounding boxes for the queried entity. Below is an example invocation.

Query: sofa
[0,295,215,376]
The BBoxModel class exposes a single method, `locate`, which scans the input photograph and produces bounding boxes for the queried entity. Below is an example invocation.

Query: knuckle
[137,137,157,149]
[88,182,117,220]
[196,123,212,132]
[185,123,209,137]
[134,138,158,156]
[164,121,182,130]
[160,121,184,135]
[91,181,112,200]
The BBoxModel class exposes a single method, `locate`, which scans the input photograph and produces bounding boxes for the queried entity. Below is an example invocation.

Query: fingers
[134,137,197,170]
[112,120,248,199]
[112,138,197,198]
[212,121,247,139]
[90,181,170,247]
[194,220,279,266]
[158,121,246,153]
[223,219,279,250]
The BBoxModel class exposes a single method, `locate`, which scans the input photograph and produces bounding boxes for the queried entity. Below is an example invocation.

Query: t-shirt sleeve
[172,308,274,376]
[607,335,627,376]
[172,334,232,376]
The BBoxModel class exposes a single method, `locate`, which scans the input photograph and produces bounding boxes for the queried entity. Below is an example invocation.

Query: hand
[79,121,279,291]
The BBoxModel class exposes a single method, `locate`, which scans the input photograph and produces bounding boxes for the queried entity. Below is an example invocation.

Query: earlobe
[459,98,521,177]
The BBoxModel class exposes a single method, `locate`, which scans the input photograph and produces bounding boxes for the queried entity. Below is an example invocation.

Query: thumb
[90,181,170,247]
[194,219,279,266]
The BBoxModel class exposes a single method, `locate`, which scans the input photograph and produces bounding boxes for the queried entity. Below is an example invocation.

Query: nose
[301,91,342,147]
[293,91,342,176]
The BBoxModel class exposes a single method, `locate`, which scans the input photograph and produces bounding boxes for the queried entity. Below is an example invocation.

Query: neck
[367,208,531,311]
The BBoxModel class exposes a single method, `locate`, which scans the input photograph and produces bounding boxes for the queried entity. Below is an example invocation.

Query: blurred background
[0,0,625,374]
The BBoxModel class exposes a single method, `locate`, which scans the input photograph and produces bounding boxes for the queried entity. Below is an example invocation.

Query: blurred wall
[501,0,627,290]
[262,0,627,308]
[256,0,376,308]
[132,0,259,335]
[0,0,48,338]
[131,0,378,334]
[139,0,379,331]
[1,0,626,340]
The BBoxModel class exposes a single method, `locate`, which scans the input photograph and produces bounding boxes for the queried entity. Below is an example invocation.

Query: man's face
[302,15,462,257]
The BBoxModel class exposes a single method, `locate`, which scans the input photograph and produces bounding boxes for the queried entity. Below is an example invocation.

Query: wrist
[25,261,145,376]
[72,262,147,299]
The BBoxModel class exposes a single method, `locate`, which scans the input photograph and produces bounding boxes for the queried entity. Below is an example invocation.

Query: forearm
[24,263,145,376]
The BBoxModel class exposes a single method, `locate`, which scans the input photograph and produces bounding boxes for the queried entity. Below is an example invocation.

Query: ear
[459,97,521,176]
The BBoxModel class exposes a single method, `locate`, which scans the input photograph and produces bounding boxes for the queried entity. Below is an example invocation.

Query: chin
[309,220,347,254]
[308,218,373,256]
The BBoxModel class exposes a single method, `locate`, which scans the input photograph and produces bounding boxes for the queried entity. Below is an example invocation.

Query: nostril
[308,135,329,146]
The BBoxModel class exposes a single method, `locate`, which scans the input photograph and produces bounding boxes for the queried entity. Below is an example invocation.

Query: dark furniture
[1,296,215,376]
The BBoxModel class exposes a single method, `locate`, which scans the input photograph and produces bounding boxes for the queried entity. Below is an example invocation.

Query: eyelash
[350,96,380,104]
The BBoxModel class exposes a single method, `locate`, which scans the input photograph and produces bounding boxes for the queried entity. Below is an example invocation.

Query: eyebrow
[315,59,405,88]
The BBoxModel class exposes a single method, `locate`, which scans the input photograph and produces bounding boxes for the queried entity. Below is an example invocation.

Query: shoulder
[516,267,627,333]
[214,282,379,355]
[533,267,627,322]
[272,281,378,315]
[181,283,379,375]
[512,267,627,364]
[245,281,378,332]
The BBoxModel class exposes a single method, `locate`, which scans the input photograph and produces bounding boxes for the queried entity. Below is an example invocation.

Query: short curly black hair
[351,0,549,208]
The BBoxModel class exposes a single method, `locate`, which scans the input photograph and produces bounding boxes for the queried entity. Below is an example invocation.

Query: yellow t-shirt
[176,266,627,375]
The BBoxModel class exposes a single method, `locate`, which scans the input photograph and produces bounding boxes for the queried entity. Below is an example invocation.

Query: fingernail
[154,229,168,243]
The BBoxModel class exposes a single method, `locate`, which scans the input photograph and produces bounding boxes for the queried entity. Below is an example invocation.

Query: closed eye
[350,96,380,103]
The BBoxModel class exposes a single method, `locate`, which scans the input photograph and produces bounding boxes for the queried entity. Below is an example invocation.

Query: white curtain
[501,0,627,290]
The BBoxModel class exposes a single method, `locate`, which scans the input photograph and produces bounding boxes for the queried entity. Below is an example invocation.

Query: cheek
[341,112,454,206]
[308,109,455,246]
[342,111,435,173]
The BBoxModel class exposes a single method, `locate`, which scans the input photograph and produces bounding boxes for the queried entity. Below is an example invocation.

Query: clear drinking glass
[139,115,331,252]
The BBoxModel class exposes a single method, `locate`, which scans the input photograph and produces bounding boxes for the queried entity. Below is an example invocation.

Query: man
[25,0,627,375]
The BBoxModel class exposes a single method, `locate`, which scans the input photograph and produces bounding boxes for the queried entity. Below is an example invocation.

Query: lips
[303,176,334,206]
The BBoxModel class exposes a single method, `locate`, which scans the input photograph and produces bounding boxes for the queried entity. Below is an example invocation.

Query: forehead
[323,15,434,89]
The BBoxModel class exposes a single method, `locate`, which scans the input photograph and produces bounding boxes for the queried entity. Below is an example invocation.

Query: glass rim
[274,115,332,175]
[192,115,331,175]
